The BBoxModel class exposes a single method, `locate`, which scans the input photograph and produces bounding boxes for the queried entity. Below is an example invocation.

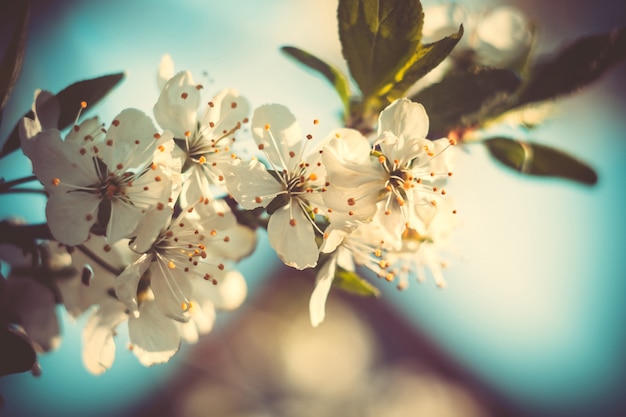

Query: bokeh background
[1,0,625,416]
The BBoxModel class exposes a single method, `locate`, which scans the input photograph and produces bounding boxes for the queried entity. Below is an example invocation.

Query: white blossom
[154,66,250,205]
[20,99,178,245]
[323,98,455,249]
[223,104,326,269]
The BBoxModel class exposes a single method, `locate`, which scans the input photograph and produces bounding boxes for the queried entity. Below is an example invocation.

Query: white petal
[475,6,530,51]
[322,140,383,187]
[46,191,100,246]
[309,256,337,327]
[375,204,405,250]
[222,159,284,210]
[153,71,200,138]
[422,4,467,43]
[107,199,145,243]
[251,104,302,171]
[57,236,125,318]
[114,254,151,316]
[125,163,174,210]
[150,260,194,322]
[65,116,105,144]
[324,128,372,164]
[196,268,247,311]
[33,89,61,131]
[100,108,159,172]
[82,298,127,375]
[129,206,172,253]
[157,54,175,91]
[268,203,319,269]
[128,300,180,367]
[29,130,97,191]
[199,88,250,137]
[203,223,257,262]
[177,290,216,343]
[19,117,43,158]
[377,98,429,141]
[335,245,356,271]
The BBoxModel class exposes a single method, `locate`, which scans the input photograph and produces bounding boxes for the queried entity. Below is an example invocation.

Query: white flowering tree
[0,0,624,378]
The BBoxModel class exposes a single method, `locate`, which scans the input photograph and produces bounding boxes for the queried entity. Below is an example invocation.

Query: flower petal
[197,268,247,311]
[114,254,151,316]
[129,206,172,253]
[157,54,175,91]
[199,88,250,139]
[82,298,127,375]
[153,71,201,138]
[268,203,319,269]
[309,256,337,327]
[100,108,159,172]
[377,98,429,141]
[222,159,284,210]
[128,299,180,367]
[149,259,194,322]
[46,191,100,246]
[204,223,257,262]
[251,104,302,171]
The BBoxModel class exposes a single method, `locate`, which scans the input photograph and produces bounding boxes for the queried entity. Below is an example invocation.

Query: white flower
[154,66,250,204]
[422,3,532,68]
[310,219,390,327]
[176,268,247,343]
[20,101,178,245]
[323,98,455,249]
[54,235,134,318]
[115,198,254,322]
[81,291,181,373]
[49,235,180,373]
[69,218,251,373]
[387,197,459,290]
[223,104,326,269]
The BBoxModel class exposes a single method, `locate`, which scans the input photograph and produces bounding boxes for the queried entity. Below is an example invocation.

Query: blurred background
[0,0,625,416]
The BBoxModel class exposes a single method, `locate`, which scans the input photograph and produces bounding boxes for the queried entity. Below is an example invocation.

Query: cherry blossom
[20,100,178,245]
[223,104,327,269]
[154,65,250,205]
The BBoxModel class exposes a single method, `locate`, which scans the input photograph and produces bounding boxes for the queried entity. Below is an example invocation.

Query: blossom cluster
[15,56,458,372]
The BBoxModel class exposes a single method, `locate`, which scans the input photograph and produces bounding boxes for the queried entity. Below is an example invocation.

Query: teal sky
[1,1,625,416]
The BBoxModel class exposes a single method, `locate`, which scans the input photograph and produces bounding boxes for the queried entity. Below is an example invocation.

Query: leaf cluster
[282,0,625,186]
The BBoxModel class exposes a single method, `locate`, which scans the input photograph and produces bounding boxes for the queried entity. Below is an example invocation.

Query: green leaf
[1,72,125,157]
[386,25,464,101]
[412,68,521,138]
[0,0,30,115]
[338,0,424,99]
[281,46,352,117]
[333,267,380,297]
[515,26,626,106]
[484,137,598,185]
